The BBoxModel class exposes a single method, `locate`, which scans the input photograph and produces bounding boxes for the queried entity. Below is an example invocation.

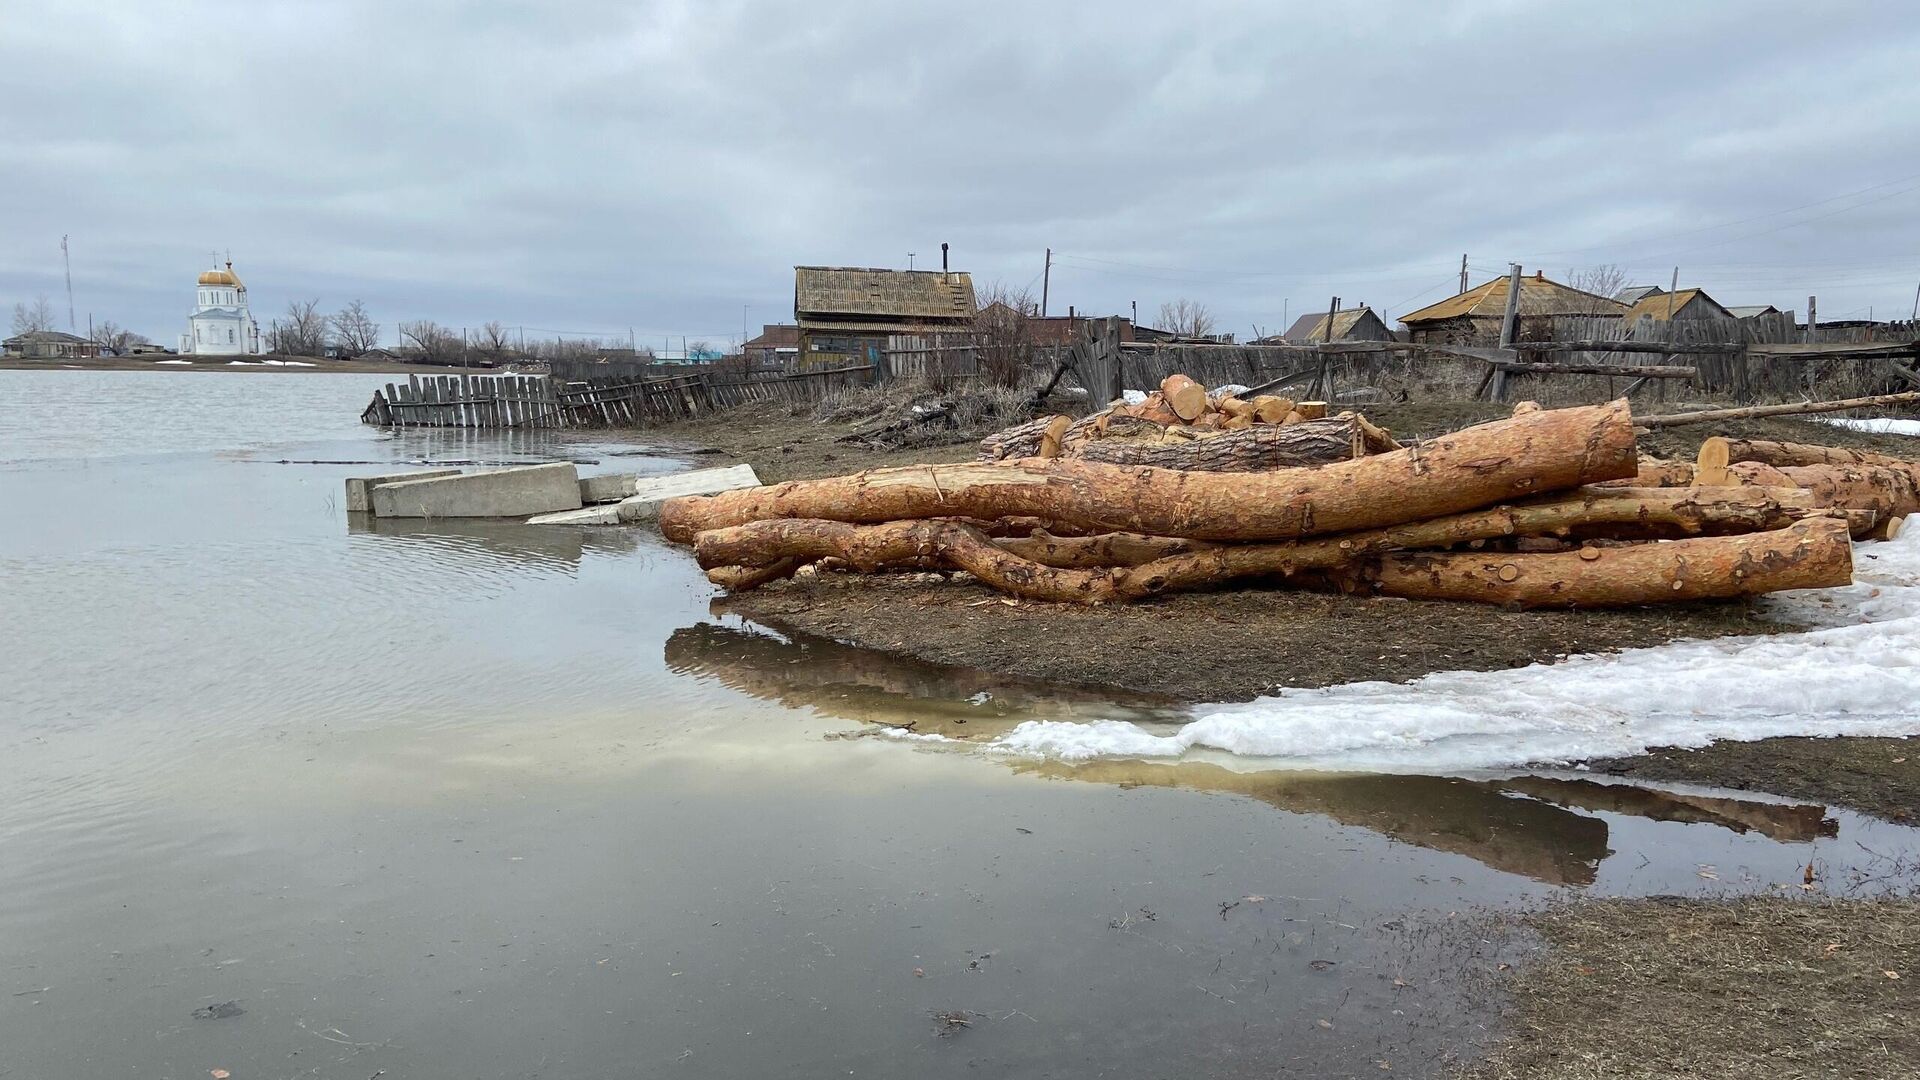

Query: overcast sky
[5,0,1919,347]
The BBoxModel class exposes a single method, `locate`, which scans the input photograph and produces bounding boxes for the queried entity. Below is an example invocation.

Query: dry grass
[1463,897,1920,1080]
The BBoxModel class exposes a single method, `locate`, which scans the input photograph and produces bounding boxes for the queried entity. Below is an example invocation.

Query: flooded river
[4,370,1916,1078]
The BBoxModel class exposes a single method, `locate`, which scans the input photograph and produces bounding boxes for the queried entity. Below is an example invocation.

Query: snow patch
[1120,390,1149,406]
[261,359,316,367]
[989,532,1920,771]
[155,359,191,365]
[1823,416,1920,437]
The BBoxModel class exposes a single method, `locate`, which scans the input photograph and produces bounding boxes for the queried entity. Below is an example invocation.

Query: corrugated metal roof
[1401,274,1628,324]
[1725,304,1780,319]
[1614,285,1664,304]
[794,267,976,321]
[1622,288,1732,323]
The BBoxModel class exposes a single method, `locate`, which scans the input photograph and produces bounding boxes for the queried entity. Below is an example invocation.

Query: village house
[1399,272,1626,344]
[1621,287,1735,327]
[1264,305,1396,344]
[793,266,976,368]
[1726,304,1783,320]
[740,323,800,365]
[2,329,99,359]
[1613,285,1664,305]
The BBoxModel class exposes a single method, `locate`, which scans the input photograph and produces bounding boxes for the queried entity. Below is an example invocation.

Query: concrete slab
[616,464,761,523]
[370,463,582,518]
[525,464,761,526]
[527,504,623,526]
[579,473,642,504]
[345,468,463,513]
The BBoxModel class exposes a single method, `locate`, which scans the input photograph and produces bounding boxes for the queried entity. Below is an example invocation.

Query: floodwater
[3,369,1917,1079]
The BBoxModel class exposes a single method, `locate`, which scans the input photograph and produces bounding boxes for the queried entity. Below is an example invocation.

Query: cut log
[1295,401,1329,421]
[1192,412,1225,431]
[1216,396,1257,420]
[1328,517,1852,609]
[1221,413,1255,431]
[1593,456,1695,488]
[977,416,1051,461]
[1036,415,1073,459]
[707,559,805,591]
[1695,436,1732,486]
[694,485,1827,604]
[1345,412,1402,453]
[1250,395,1294,423]
[661,401,1641,544]
[1639,391,1920,429]
[1768,463,1920,521]
[1728,461,1796,486]
[1712,436,1919,471]
[1160,375,1209,421]
[1512,400,1543,416]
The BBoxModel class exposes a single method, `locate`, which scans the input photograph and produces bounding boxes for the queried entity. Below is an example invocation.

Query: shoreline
[0,356,473,375]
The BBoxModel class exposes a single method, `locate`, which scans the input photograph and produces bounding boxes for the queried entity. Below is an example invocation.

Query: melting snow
[989,531,1920,771]
[1823,416,1920,437]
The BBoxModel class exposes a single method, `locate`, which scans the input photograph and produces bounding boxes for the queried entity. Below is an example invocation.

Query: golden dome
[198,262,244,288]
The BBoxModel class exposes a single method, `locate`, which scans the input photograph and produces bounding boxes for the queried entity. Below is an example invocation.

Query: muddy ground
[1461,897,1920,1080]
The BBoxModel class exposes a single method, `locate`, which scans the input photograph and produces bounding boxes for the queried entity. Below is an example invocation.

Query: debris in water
[931,1009,973,1036]
[192,1001,245,1020]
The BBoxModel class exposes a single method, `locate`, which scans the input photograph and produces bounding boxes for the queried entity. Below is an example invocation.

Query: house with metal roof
[2,329,98,359]
[1621,288,1735,326]
[1266,305,1396,344]
[1399,272,1627,344]
[793,266,976,368]
[1614,285,1664,305]
[1725,304,1782,320]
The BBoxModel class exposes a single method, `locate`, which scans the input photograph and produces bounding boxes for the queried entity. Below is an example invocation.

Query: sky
[5,0,1920,349]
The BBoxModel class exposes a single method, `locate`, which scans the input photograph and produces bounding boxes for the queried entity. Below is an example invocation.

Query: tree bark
[1069,416,1362,471]
[997,530,1217,568]
[1707,435,1919,471]
[1767,463,1920,521]
[1640,391,1920,429]
[692,485,1834,603]
[1327,516,1852,609]
[660,400,1641,543]
[977,416,1051,460]
[1593,456,1695,488]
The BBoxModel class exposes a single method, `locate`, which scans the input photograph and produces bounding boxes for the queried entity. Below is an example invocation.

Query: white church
[179,260,262,355]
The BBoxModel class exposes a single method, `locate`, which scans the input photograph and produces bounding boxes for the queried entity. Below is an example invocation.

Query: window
[227,329,235,343]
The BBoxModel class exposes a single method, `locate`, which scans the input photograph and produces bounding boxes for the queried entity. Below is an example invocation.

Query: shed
[2,329,98,359]
[1399,273,1627,345]
[794,266,976,368]
[1271,306,1395,344]
[1621,288,1734,325]
[1614,285,1664,305]
[1726,304,1781,320]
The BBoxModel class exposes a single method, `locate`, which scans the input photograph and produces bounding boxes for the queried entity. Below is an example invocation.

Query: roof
[1401,273,1628,324]
[743,323,800,349]
[198,261,245,288]
[4,329,87,344]
[794,267,976,323]
[1280,306,1379,342]
[1726,304,1781,319]
[1622,288,1733,323]
[191,307,245,320]
[1614,285,1664,304]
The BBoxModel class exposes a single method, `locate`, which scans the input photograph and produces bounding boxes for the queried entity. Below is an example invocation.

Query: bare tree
[267,298,328,355]
[476,321,513,360]
[969,282,1040,388]
[1565,264,1631,309]
[687,340,713,359]
[1156,298,1216,338]
[329,299,381,356]
[11,296,56,335]
[88,320,149,354]
[398,319,462,364]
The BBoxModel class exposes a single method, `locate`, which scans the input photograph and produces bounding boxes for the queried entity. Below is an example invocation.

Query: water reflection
[674,619,1843,887]
[347,511,645,571]
[666,621,1185,737]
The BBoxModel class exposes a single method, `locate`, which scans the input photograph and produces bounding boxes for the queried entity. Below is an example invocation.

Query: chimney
[1535,270,1545,280]
[941,243,949,272]
[1069,305,1075,319]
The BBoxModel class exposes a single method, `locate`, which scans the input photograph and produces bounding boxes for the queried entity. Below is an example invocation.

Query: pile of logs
[656,391,1893,609]
[980,374,1401,473]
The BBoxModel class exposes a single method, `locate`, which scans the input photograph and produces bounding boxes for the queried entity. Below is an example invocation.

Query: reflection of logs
[1016,760,1608,886]
[661,401,1640,543]
[663,622,1175,738]
[1494,776,1836,843]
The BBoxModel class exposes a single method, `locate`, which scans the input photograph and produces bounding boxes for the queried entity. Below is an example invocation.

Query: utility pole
[629,327,636,353]
[61,235,75,330]
[1490,264,1523,402]
[908,252,916,271]
[1664,267,1679,343]
[1459,253,1469,295]
[1910,279,1919,322]
[1130,299,1137,327]
[1041,248,1052,317]
[1807,295,1817,344]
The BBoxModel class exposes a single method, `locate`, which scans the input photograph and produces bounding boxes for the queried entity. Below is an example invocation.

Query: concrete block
[616,464,761,523]
[345,469,462,513]
[527,504,623,525]
[370,463,582,518]
[579,473,642,504]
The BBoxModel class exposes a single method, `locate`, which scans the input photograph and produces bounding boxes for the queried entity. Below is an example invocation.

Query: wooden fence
[360,366,879,429]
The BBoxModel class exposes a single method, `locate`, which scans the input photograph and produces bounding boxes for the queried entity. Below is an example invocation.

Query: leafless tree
[1565,264,1632,309]
[11,296,56,335]
[267,298,328,356]
[476,321,514,360]
[398,319,462,364]
[1156,298,1216,338]
[88,320,149,354]
[329,299,381,356]
[969,282,1040,388]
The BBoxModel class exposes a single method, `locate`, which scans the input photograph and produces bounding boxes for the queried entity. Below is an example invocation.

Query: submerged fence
[360,366,880,429]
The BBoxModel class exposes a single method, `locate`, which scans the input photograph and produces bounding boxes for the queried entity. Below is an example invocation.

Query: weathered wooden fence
[360,366,881,429]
